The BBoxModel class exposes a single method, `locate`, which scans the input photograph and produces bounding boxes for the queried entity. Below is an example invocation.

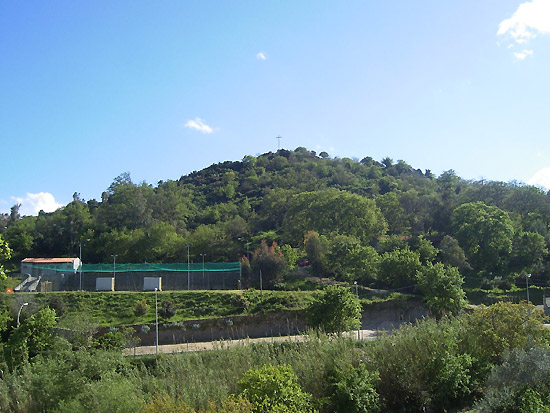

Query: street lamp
[17,302,28,327]
[110,254,118,290]
[200,254,206,289]
[154,287,159,355]
[354,281,360,340]
[186,243,191,290]
[526,273,532,303]
[79,239,90,291]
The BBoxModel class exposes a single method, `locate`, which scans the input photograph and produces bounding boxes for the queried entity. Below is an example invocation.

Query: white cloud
[11,192,63,216]
[184,118,214,134]
[498,0,550,58]
[528,167,550,189]
[256,52,267,60]
[514,49,534,59]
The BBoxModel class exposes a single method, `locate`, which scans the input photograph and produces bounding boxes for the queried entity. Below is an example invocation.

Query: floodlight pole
[17,302,28,327]
[354,281,360,340]
[111,254,117,289]
[526,273,532,303]
[186,244,191,290]
[200,254,206,289]
[154,288,159,355]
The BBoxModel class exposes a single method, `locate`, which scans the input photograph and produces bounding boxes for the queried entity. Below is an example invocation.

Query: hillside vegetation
[1,147,549,304]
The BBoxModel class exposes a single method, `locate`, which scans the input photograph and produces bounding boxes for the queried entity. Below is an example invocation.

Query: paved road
[123,329,379,356]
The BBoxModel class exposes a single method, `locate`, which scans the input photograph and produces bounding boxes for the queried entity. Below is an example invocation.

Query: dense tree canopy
[1,146,549,289]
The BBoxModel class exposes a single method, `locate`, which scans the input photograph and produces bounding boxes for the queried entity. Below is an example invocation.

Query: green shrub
[238,364,314,412]
[159,300,177,319]
[327,362,380,412]
[307,285,361,333]
[134,298,150,317]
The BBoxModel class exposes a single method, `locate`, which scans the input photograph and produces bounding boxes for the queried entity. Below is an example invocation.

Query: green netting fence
[24,262,242,291]
[28,262,241,273]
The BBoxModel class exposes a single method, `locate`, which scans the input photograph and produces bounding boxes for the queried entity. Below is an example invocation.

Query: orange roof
[22,258,78,264]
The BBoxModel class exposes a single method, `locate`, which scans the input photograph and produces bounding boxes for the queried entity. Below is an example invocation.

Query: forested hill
[2,147,550,285]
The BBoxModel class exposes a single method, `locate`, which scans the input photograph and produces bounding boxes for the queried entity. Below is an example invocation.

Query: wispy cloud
[184,118,214,134]
[528,167,550,189]
[498,0,550,59]
[11,192,63,216]
[514,49,534,59]
[256,52,267,60]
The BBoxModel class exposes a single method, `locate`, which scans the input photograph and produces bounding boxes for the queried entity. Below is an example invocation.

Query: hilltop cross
[276,135,282,150]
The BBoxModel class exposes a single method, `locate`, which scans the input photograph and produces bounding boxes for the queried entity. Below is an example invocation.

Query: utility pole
[186,243,191,290]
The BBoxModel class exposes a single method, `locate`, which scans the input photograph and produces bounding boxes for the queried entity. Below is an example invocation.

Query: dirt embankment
[113,299,427,347]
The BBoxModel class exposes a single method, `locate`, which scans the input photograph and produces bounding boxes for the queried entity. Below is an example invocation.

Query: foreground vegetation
[1,302,548,412]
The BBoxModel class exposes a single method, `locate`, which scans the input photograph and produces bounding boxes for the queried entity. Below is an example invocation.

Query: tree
[283,189,387,244]
[238,364,314,413]
[452,201,514,271]
[378,248,422,288]
[251,241,287,288]
[307,285,361,333]
[438,235,471,271]
[417,263,466,317]
[0,234,12,280]
[324,234,379,282]
[5,307,57,370]
[304,230,328,275]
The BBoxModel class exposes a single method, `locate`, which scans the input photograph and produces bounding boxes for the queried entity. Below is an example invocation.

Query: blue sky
[1,1,550,216]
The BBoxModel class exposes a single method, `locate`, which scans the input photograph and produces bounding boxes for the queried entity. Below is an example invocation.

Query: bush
[307,285,361,333]
[238,364,314,412]
[159,300,177,319]
[134,298,149,317]
[47,294,67,317]
[327,362,380,412]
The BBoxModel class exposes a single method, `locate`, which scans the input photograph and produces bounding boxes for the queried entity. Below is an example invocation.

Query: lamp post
[154,287,159,355]
[200,254,206,289]
[354,281,360,340]
[111,254,117,290]
[17,302,28,327]
[526,273,532,303]
[78,239,90,291]
[186,243,191,290]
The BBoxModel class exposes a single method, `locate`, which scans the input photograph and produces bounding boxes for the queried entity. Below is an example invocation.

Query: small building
[19,258,81,291]
[21,258,81,278]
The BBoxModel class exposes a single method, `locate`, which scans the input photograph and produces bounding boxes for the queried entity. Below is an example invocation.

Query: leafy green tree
[378,247,422,288]
[0,234,12,280]
[238,364,314,413]
[324,234,379,282]
[307,285,361,333]
[283,189,387,244]
[510,231,548,271]
[251,241,288,288]
[461,302,549,382]
[327,362,380,413]
[5,307,57,369]
[304,230,328,275]
[438,235,471,271]
[417,262,466,317]
[452,202,514,271]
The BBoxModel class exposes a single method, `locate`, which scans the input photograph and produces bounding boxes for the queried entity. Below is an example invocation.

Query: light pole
[17,302,28,327]
[186,243,191,290]
[200,254,206,289]
[111,254,117,290]
[354,281,360,340]
[79,239,90,291]
[526,273,532,303]
[154,287,159,355]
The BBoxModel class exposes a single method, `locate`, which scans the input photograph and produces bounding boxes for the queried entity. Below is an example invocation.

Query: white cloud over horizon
[498,0,550,58]
[256,52,267,60]
[528,167,550,190]
[184,117,214,134]
[9,192,64,216]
